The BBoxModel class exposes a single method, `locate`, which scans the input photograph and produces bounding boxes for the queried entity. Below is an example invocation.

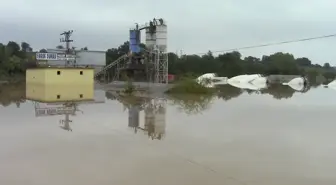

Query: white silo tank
[155,24,167,52]
[145,28,156,50]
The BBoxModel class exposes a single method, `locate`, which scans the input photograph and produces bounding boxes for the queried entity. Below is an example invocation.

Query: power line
[192,33,336,55]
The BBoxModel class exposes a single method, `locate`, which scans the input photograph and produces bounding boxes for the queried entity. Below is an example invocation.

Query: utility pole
[60,30,75,66]
[60,30,73,54]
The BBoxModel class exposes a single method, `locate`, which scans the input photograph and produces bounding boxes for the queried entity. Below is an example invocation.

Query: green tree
[21,42,32,52]
[6,41,20,56]
[295,57,311,66]
[323,62,331,68]
[0,41,35,79]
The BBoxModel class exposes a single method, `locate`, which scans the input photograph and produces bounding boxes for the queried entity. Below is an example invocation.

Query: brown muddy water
[1,83,336,185]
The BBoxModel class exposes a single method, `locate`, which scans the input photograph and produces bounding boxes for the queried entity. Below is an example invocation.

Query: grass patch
[166,77,215,94]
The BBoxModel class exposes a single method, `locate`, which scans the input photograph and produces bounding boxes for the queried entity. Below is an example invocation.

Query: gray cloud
[1,0,336,64]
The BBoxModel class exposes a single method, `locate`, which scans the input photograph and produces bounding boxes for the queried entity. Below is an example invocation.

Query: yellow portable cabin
[26,67,94,86]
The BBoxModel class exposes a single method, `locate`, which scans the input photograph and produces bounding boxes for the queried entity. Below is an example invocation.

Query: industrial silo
[155,22,167,52]
[145,27,156,50]
[129,30,141,53]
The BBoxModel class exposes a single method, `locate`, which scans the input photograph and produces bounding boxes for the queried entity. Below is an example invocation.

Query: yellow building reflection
[26,83,104,131]
[26,83,94,102]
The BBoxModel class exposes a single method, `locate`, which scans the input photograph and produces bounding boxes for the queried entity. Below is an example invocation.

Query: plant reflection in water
[111,92,167,140]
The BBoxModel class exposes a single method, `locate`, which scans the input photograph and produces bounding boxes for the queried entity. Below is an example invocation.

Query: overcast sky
[1,0,336,64]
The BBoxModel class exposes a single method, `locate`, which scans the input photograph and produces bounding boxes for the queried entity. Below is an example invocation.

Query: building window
[57,95,61,99]
[57,71,61,75]
[79,94,83,98]
[80,71,83,75]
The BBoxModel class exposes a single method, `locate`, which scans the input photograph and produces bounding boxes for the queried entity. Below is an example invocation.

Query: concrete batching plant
[95,18,169,91]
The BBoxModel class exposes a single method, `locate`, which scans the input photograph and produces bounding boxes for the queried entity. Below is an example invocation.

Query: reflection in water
[108,92,166,140]
[1,83,336,184]
[33,101,82,131]
[0,82,322,108]
[143,99,166,140]
[0,82,26,107]
[128,105,140,131]
[32,99,105,131]
[169,94,215,115]
[217,85,243,101]
[217,83,313,100]
[260,84,297,99]
[127,98,166,140]
[261,84,310,99]
[26,83,105,131]
[60,115,72,131]
[103,83,320,117]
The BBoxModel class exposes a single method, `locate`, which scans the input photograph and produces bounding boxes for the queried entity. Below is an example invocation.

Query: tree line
[106,42,335,84]
[0,41,35,79]
[0,41,89,80]
[1,40,335,84]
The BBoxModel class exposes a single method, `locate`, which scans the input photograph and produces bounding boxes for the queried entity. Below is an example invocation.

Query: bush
[166,77,215,94]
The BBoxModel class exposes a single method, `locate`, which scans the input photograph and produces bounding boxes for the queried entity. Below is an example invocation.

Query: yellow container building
[26,83,94,103]
[26,67,94,86]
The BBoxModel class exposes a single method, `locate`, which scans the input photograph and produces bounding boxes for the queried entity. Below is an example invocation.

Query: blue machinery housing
[129,30,141,53]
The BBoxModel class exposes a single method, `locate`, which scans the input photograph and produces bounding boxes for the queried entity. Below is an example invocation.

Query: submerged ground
[0,83,335,185]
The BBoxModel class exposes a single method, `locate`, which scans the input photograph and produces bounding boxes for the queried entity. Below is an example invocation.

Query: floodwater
[1,83,336,185]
